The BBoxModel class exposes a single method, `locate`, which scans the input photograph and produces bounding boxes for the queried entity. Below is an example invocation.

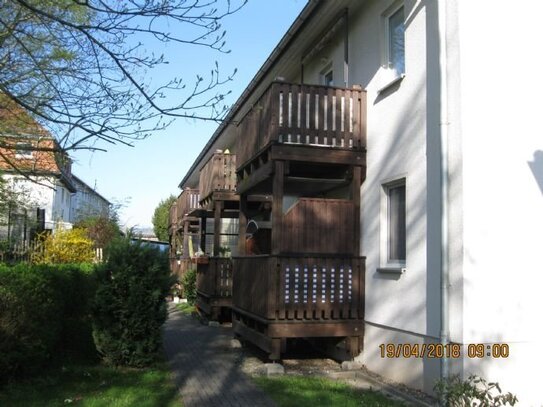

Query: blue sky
[71,0,306,229]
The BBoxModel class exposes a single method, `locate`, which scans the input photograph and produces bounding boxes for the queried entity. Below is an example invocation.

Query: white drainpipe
[437,0,451,388]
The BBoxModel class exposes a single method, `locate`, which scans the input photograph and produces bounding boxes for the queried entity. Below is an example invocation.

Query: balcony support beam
[213,201,222,256]
[271,161,285,255]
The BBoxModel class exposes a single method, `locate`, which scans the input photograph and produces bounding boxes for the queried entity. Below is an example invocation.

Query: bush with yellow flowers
[34,228,95,264]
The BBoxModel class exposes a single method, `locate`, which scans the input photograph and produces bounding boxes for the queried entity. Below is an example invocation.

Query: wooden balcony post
[271,161,284,255]
[183,218,189,258]
[200,215,207,253]
[352,165,361,256]
[238,195,247,255]
[213,201,222,256]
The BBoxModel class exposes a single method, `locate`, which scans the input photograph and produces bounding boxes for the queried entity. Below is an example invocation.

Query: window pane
[389,7,405,74]
[388,183,406,261]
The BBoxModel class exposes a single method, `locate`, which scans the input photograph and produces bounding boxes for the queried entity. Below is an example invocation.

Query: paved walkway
[163,306,277,407]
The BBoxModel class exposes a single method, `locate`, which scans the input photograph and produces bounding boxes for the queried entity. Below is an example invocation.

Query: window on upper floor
[320,64,333,87]
[386,5,405,75]
[15,142,33,159]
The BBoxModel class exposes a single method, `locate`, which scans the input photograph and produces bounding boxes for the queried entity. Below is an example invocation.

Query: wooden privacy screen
[199,153,237,201]
[236,82,366,167]
[233,255,365,322]
[282,198,355,254]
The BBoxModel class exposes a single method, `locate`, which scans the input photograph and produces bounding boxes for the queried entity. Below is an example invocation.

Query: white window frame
[381,1,406,80]
[379,177,407,273]
[15,142,33,159]
[320,63,334,87]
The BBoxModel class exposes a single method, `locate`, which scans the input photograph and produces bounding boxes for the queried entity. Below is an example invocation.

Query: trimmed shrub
[0,263,96,383]
[91,237,173,367]
[182,268,197,305]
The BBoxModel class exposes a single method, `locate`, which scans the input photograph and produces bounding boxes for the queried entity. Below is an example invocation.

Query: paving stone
[163,305,277,407]
[259,363,285,376]
[341,361,363,371]
[230,339,242,349]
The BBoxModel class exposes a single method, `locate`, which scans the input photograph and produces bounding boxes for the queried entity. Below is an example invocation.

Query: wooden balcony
[236,82,366,169]
[232,255,365,359]
[196,257,233,320]
[176,189,200,221]
[199,153,237,206]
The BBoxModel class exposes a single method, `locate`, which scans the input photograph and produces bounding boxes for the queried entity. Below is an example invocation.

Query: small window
[387,6,405,74]
[15,142,33,159]
[384,179,406,263]
[320,64,334,87]
[323,70,333,87]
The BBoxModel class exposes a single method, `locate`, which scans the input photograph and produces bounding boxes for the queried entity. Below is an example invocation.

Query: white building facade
[177,0,543,404]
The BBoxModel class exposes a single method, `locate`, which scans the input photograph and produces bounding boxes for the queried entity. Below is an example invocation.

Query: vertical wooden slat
[318,87,326,145]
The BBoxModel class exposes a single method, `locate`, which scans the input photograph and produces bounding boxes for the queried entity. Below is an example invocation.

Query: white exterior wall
[2,174,72,231]
[70,186,109,223]
[451,1,543,405]
[300,0,440,393]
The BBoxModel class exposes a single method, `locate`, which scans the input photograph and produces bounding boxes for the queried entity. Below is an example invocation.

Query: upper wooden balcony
[236,82,367,170]
[199,152,237,206]
[176,188,200,222]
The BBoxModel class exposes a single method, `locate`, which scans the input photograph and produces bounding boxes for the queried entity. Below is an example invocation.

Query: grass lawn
[176,302,196,315]
[0,362,180,407]
[254,375,405,407]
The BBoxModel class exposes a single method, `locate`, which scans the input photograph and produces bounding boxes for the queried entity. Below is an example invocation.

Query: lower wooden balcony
[232,255,365,359]
[196,257,233,321]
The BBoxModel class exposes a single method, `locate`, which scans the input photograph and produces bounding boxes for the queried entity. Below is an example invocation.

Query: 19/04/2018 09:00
[379,343,510,359]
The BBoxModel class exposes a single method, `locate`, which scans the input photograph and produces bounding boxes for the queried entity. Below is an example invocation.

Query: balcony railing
[236,82,366,167]
[199,153,236,202]
[196,257,233,299]
[233,255,365,322]
[176,189,200,222]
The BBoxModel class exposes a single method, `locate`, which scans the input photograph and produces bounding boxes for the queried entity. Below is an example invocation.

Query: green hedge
[91,238,173,367]
[0,263,96,383]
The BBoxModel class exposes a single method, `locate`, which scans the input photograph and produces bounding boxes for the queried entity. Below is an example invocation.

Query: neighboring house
[70,175,111,224]
[172,0,543,404]
[0,99,110,242]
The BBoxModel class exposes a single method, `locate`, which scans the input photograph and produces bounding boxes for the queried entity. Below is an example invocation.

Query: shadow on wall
[528,150,543,196]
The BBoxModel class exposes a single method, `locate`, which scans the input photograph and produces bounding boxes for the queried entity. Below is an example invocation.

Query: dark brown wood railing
[282,198,355,254]
[199,153,236,201]
[236,82,366,167]
[233,255,364,321]
[196,257,233,298]
[176,189,200,221]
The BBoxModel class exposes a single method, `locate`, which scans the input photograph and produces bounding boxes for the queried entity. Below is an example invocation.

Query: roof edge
[178,0,323,189]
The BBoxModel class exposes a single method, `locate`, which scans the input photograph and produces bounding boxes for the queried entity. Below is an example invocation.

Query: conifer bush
[91,237,172,367]
[181,268,197,305]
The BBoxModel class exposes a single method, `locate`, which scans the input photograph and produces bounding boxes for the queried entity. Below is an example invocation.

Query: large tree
[152,194,175,242]
[0,0,245,165]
